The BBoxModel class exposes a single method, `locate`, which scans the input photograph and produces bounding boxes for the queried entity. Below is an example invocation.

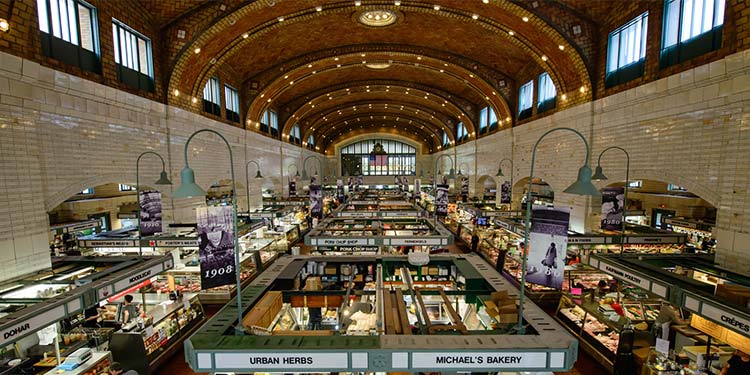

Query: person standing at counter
[721,350,750,375]
[470,232,480,254]
[652,301,687,340]
[121,295,140,324]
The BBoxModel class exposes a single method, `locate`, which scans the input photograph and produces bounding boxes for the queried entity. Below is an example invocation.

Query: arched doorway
[513,177,554,210]
[475,175,496,201]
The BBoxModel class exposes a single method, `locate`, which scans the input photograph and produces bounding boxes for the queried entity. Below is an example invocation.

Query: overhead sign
[626,236,684,244]
[664,218,698,229]
[411,352,548,369]
[338,212,373,218]
[389,238,442,246]
[700,303,750,335]
[317,238,370,246]
[97,259,173,301]
[154,239,199,247]
[597,260,651,291]
[79,239,137,248]
[568,237,607,244]
[247,212,274,219]
[213,353,349,370]
[0,305,66,347]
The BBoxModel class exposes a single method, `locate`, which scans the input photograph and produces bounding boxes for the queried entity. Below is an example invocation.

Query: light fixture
[242,32,249,38]
[433,5,441,10]
[395,0,401,5]
[359,10,397,27]
[591,165,607,181]
[508,30,514,36]
[355,1,362,6]
[483,0,489,3]
[562,94,567,100]
[541,55,548,61]
[173,89,179,96]
[191,97,197,103]
[307,64,312,68]
[316,5,323,11]
[472,14,479,19]
[193,47,201,54]
[522,16,529,22]
[559,45,565,50]
[0,19,8,32]
[580,86,586,93]
[174,166,207,199]
[277,16,284,22]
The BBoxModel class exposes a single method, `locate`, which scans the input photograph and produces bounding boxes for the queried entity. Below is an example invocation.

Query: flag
[369,153,388,166]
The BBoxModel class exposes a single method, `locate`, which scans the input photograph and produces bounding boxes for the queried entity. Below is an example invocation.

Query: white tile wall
[0,48,749,279]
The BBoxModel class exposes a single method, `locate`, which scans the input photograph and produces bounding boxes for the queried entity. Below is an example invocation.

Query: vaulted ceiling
[156,0,609,153]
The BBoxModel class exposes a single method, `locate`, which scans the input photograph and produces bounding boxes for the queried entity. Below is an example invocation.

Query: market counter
[43,351,111,375]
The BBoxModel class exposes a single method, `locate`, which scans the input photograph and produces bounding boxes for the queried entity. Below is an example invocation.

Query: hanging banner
[601,187,624,230]
[501,181,512,204]
[402,176,409,194]
[414,179,421,202]
[139,190,162,236]
[461,177,469,202]
[310,184,323,219]
[347,177,354,194]
[336,179,345,202]
[356,175,363,191]
[436,184,449,217]
[525,205,569,289]
[197,206,237,290]
[395,176,402,191]
[288,178,297,197]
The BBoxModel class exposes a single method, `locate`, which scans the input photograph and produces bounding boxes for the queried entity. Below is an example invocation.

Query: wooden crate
[243,291,283,329]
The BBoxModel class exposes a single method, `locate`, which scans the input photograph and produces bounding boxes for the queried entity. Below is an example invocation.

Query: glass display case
[109,294,205,374]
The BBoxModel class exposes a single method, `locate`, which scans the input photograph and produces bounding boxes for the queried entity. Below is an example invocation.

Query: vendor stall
[49,220,101,256]
[663,217,715,253]
[184,253,579,373]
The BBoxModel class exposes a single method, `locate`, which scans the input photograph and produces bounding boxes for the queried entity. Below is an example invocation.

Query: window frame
[660,0,725,68]
[112,19,154,92]
[202,77,221,117]
[606,12,649,88]
[224,84,240,123]
[518,80,534,120]
[537,72,557,113]
[37,0,101,73]
[118,184,135,192]
[340,139,416,176]
[78,187,94,195]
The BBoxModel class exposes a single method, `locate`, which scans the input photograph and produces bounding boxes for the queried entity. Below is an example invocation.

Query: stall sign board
[597,260,651,291]
[339,212,373,218]
[411,352,548,369]
[390,238,443,246]
[385,211,419,217]
[700,303,750,336]
[0,305,66,347]
[626,236,684,244]
[265,201,307,206]
[318,238,370,246]
[247,212,274,219]
[65,221,100,233]
[80,239,137,248]
[212,352,349,370]
[664,218,698,229]
[113,260,172,293]
[154,239,199,247]
[568,237,607,244]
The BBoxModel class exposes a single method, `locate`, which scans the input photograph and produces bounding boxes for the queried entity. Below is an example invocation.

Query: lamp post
[172,129,244,335]
[515,127,600,334]
[135,152,172,257]
[496,158,513,208]
[244,160,264,212]
[301,155,323,180]
[591,146,630,256]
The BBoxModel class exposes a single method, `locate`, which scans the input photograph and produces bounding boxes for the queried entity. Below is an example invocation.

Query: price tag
[656,338,670,355]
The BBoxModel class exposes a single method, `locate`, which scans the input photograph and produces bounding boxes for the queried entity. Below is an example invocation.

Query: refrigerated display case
[109,294,205,374]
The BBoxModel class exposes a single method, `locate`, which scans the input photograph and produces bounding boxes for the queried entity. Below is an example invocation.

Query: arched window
[340,139,416,176]
[442,131,450,148]
[307,134,315,150]
[457,122,468,143]
[289,124,301,144]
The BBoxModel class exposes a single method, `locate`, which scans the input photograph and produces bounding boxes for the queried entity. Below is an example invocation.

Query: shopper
[652,301,687,340]
[121,295,139,324]
[470,232,480,254]
[83,306,103,328]
[109,362,138,375]
[720,350,750,375]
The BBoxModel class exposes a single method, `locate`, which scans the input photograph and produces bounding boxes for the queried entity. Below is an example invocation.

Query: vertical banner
[501,180,512,204]
[461,177,469,202]
[401,176,409,193]
[310,184,323,219]
[347,177,353,194]
[414,179,421,202]
[197,206,236,290]
[435,184,449,216]
[139,190,162,236]
[336,179,345,202]
[525,205,569,289]
[395,175,402,191]
[601,187,625,230]
[288,178,297,197]
[356,175,363,191]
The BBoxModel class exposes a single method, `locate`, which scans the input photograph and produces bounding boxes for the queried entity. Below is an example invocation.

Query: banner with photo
[414,179,421,202]
[288,178,297,197]
[139,190,162,236]
[500,180,512,204]
[601,187,624,230]
[356,175,363,191]
[197,206,236,290]
[336,179,345,202]
[435,184,449,216]
[395,176,402,191]
[460,177,469,201]
[310,184,323,219]
[525,205,569,290]
[347,177,353,194]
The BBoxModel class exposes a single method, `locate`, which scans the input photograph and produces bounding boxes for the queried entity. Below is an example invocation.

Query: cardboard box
[484,300,499,318]
[496,313,518,324]
[304,276,322,291]
[491,291,509,302]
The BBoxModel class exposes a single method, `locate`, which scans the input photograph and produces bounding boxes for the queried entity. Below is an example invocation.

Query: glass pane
[50,0,61,38]
[66,0,78,45]
[715,0,725,26]
[77,4,93,51]
[37,0,49,33]
[681,0,694,41]
[703,0,714,31]
[607,33,619,72]
[112,25,119,63]
[664,0,680,47]
[138,39,149,75]
[58,0,70,41]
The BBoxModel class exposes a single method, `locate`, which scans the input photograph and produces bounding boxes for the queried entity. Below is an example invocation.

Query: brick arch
[475,174,497,198]
[595,173,720,209]
[286,85,475,140]
[334,133,423,155]
[167,1,592,112]
[246,52,507,134]
[45,174,141,212]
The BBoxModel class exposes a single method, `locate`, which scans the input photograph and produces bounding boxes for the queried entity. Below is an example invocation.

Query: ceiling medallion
[358,10,397,27]
[365,62,391,70]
